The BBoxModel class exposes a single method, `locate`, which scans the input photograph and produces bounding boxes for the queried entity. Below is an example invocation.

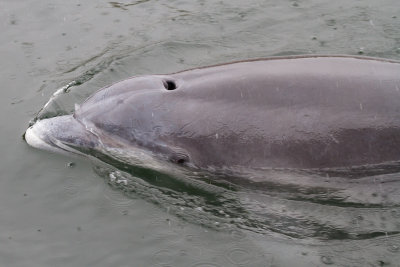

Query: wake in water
[91,157,400,241]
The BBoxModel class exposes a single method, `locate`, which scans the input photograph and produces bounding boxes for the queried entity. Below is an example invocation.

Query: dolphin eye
[163,80,177,90]
[177,158,186,164]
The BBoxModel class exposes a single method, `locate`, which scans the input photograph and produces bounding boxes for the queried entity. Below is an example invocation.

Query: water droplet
[152,249,173,265]
[320,255,334,265]
[226,248,252,265]
[388,244,399,253]
[66,162,75,167]
[378,260,387,266]
[179,249,187,256]
[229,229,246,240]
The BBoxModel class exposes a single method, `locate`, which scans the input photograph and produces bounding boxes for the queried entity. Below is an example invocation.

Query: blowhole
[163,80,177,90]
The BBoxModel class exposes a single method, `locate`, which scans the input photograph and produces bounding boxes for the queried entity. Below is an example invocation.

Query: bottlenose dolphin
[25,55,400,172]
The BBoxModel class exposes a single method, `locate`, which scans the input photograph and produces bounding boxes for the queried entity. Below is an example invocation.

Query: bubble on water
[387,244,399,253]
[320,255,334,265]
[225,247,252,265]
[377,260,388,266]
[108,170,128,185]
[152,249,174,266]
[179,249,187,256]
[66,162,75,168]
[229,229,246,240]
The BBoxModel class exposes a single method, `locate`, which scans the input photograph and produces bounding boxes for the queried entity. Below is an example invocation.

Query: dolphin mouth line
[47,135,88,157]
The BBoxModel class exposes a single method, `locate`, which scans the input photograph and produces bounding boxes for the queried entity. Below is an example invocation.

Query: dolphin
[25,55,400,172]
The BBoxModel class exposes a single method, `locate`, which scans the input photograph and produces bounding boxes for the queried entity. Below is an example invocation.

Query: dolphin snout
[25,119,66,154]
[25,115,99,156]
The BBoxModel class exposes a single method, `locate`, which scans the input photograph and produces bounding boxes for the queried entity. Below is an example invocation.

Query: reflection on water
[92,159,400,241]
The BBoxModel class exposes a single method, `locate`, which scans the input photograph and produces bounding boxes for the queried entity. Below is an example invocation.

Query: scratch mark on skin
[330,134,340,144]
[177,121,194,134]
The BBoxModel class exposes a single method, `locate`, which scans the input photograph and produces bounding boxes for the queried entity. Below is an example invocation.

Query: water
[1,0,400,266]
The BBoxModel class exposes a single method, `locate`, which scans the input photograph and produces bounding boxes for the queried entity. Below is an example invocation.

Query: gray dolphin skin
[25,55,400,171]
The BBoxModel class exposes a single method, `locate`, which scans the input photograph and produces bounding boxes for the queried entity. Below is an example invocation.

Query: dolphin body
[25,55,400,172]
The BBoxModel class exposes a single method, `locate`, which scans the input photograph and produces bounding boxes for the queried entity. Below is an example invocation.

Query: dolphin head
[24,75,193,167]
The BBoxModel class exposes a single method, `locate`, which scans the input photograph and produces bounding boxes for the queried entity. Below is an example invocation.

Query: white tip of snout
[25,123,64,154]
[25,126,41,148]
